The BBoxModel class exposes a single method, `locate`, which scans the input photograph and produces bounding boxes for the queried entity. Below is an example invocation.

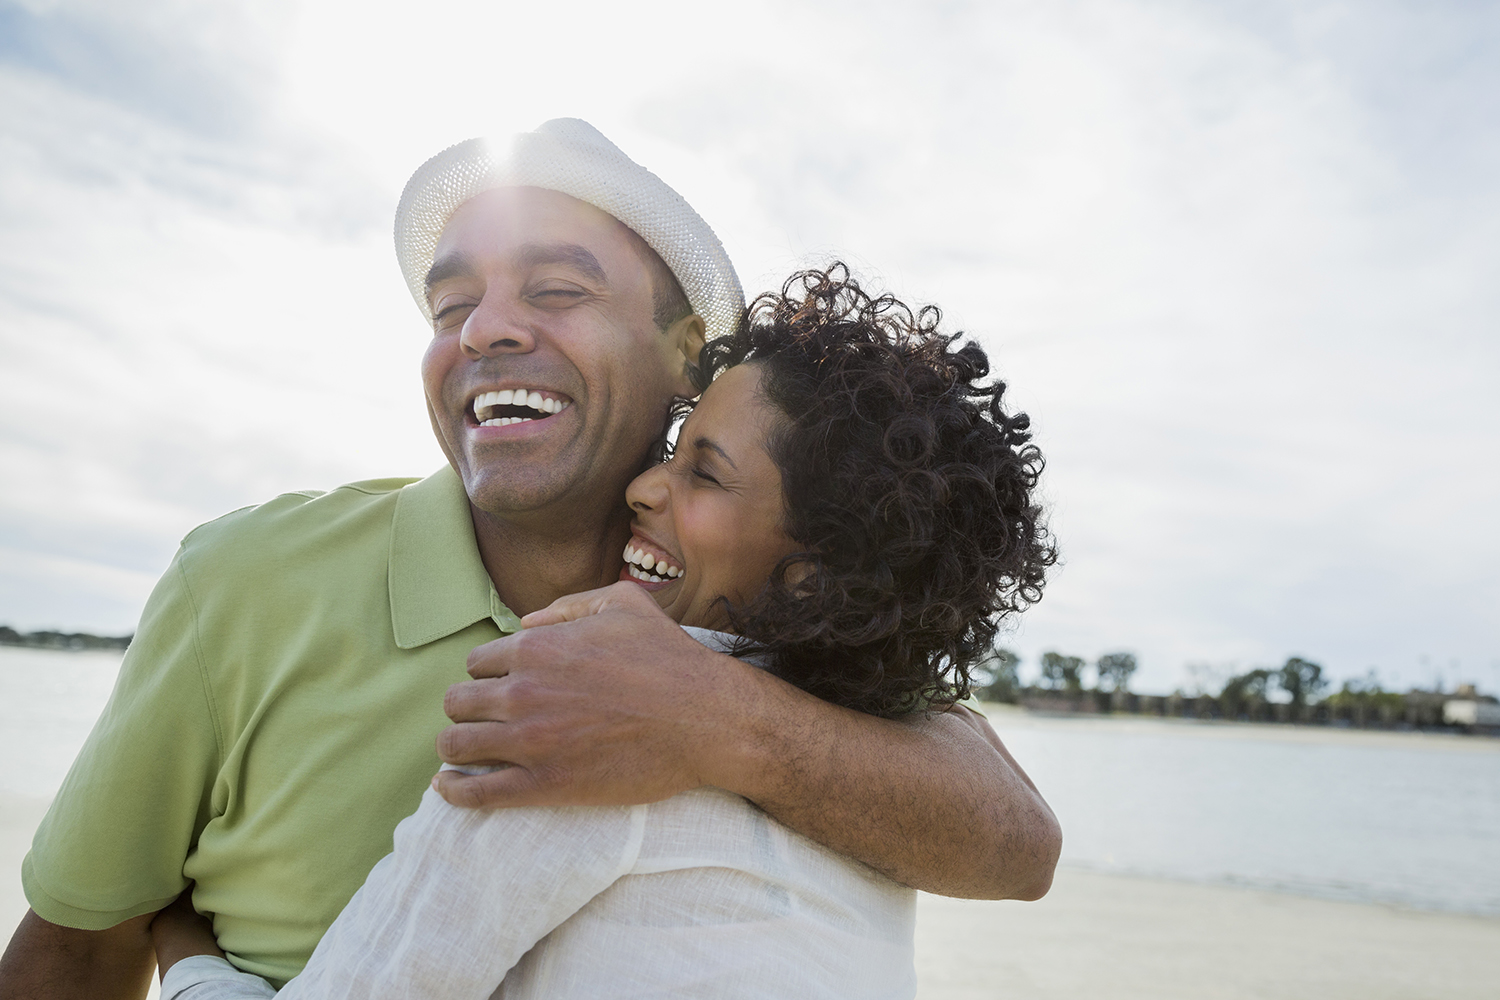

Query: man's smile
[467,388,574,428]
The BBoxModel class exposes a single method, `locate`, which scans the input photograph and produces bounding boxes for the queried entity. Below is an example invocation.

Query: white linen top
[162,627,917,999]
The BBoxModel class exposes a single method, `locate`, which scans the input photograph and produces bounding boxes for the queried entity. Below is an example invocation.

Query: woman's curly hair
[686,264,1057,717]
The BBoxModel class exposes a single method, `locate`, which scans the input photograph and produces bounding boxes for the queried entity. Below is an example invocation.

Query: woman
[156,265,1056,999]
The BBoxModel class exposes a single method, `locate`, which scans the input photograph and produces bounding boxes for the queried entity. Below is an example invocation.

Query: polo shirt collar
[389,465,522,648]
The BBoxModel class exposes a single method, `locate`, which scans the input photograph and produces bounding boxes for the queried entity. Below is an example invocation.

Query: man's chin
[462,469,570,518]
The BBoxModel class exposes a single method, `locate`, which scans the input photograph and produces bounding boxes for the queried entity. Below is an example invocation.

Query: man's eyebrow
[514,242,608,285]
[424,251,476,296]
[693,437,738,470]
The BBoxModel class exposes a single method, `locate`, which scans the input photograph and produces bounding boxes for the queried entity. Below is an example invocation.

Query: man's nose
[459,297,537,359]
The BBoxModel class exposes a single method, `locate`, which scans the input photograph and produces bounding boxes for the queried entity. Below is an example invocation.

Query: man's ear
[665,313,707,395]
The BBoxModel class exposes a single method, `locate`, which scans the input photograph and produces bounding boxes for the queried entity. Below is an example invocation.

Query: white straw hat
[394,118,744,340]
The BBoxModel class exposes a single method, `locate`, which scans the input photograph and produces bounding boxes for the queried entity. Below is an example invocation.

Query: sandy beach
[5,788,1497,999]
[916,870,1499,999]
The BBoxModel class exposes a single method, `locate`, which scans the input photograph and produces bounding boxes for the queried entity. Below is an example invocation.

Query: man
[0,120,1060,997]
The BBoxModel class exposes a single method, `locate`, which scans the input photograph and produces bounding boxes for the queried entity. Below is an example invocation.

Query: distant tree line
[0,626,132,651]
[973,648,1141,706]
[971,648,1496,731]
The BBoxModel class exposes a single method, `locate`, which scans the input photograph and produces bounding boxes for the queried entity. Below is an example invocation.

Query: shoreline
[1053,860,1500,919]
[975,700,1500,753]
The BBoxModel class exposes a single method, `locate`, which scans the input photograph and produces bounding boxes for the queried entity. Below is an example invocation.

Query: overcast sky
[2,0,1496,694]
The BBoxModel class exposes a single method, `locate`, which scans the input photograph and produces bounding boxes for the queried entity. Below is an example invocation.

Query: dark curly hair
[683,264,1056,717]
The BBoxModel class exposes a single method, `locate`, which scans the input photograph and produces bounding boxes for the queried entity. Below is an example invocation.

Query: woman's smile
[620,363,801,630]
[620,533,685,587]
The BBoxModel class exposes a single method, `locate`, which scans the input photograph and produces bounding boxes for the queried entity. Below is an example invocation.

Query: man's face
[422,187,696,519]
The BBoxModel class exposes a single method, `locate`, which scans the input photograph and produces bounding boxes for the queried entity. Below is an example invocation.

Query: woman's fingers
[519,580,656,628]
[520,585,618,627]
[431,762,550,809]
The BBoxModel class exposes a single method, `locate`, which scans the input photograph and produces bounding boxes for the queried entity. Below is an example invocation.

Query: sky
[1,0,1497,695]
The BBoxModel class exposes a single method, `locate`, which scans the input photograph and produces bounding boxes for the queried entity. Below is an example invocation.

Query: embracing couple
[1,119,1061,999]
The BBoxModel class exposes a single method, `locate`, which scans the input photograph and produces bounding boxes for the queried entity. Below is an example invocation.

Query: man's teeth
[473,389,571,425]
[623,543,683,583]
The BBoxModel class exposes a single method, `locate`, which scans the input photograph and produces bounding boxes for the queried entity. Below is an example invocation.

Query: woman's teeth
[623,542,683,583]
[473,389,571,426]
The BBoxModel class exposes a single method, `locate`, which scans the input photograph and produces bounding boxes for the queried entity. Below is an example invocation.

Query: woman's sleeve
[275,784,647,999]
[161,956,278,999]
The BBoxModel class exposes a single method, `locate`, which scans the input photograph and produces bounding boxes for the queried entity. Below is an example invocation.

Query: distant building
[1443,699,1500,727]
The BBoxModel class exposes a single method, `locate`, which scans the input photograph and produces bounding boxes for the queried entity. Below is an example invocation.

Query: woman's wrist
[151,890,225,978]
[160,955,277,1000]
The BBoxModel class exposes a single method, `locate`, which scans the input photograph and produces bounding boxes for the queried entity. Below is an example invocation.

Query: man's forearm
[707,669,1061,900]
[0,909,157,999]
[439,588,1060,898]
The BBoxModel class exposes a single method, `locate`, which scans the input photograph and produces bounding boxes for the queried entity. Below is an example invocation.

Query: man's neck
[468,503,632,617]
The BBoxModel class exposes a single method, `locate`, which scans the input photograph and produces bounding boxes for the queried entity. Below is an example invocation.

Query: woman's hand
[150,887,224,978]
[518,580,669,628]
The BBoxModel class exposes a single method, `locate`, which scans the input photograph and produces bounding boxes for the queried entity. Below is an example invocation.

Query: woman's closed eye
[684,437,739,490]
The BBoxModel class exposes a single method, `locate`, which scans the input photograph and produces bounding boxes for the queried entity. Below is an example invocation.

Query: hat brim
[394,119,745,342]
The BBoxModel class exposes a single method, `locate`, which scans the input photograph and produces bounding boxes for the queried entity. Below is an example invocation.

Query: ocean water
[995,711,1500,917]
[3,648,1497,915]
[0,647,125,799]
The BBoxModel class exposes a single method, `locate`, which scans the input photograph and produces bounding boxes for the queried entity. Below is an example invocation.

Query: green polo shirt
[22,467,520,985]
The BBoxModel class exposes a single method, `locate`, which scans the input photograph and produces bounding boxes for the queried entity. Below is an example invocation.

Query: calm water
[996,712,1500,916]
[0,647,124,799]
[3,648,1498,915]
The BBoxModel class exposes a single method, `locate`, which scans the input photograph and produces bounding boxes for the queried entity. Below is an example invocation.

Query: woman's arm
[151,787,645,1000]
[278,786,642,997]
[160,957,276,1000]
[283,785,644,998]
[153,891,278,999]
[151,889,224,977]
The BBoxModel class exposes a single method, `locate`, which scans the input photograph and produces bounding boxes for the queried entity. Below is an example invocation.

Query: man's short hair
[632,234,693,332]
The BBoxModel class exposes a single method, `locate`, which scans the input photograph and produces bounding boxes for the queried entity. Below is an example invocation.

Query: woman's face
[620,363,800,631]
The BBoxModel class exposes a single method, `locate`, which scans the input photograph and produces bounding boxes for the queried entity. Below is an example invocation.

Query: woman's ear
[666,313,707,395]
[783,556,818,597]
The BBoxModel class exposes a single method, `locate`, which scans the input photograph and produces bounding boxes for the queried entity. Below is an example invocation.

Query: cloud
[0,0,1496,694]
[0,0,281,135]
[621,0,1500,689]
[0,2,437,631]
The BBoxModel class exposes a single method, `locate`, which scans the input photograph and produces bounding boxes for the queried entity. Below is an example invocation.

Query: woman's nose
[626,462,670,513]
[459,296,536,359]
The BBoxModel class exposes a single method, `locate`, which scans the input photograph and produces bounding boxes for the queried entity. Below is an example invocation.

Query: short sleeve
[22,548,224,929]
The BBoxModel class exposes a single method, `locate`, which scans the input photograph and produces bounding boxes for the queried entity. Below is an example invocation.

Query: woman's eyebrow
[692,437,737,470]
